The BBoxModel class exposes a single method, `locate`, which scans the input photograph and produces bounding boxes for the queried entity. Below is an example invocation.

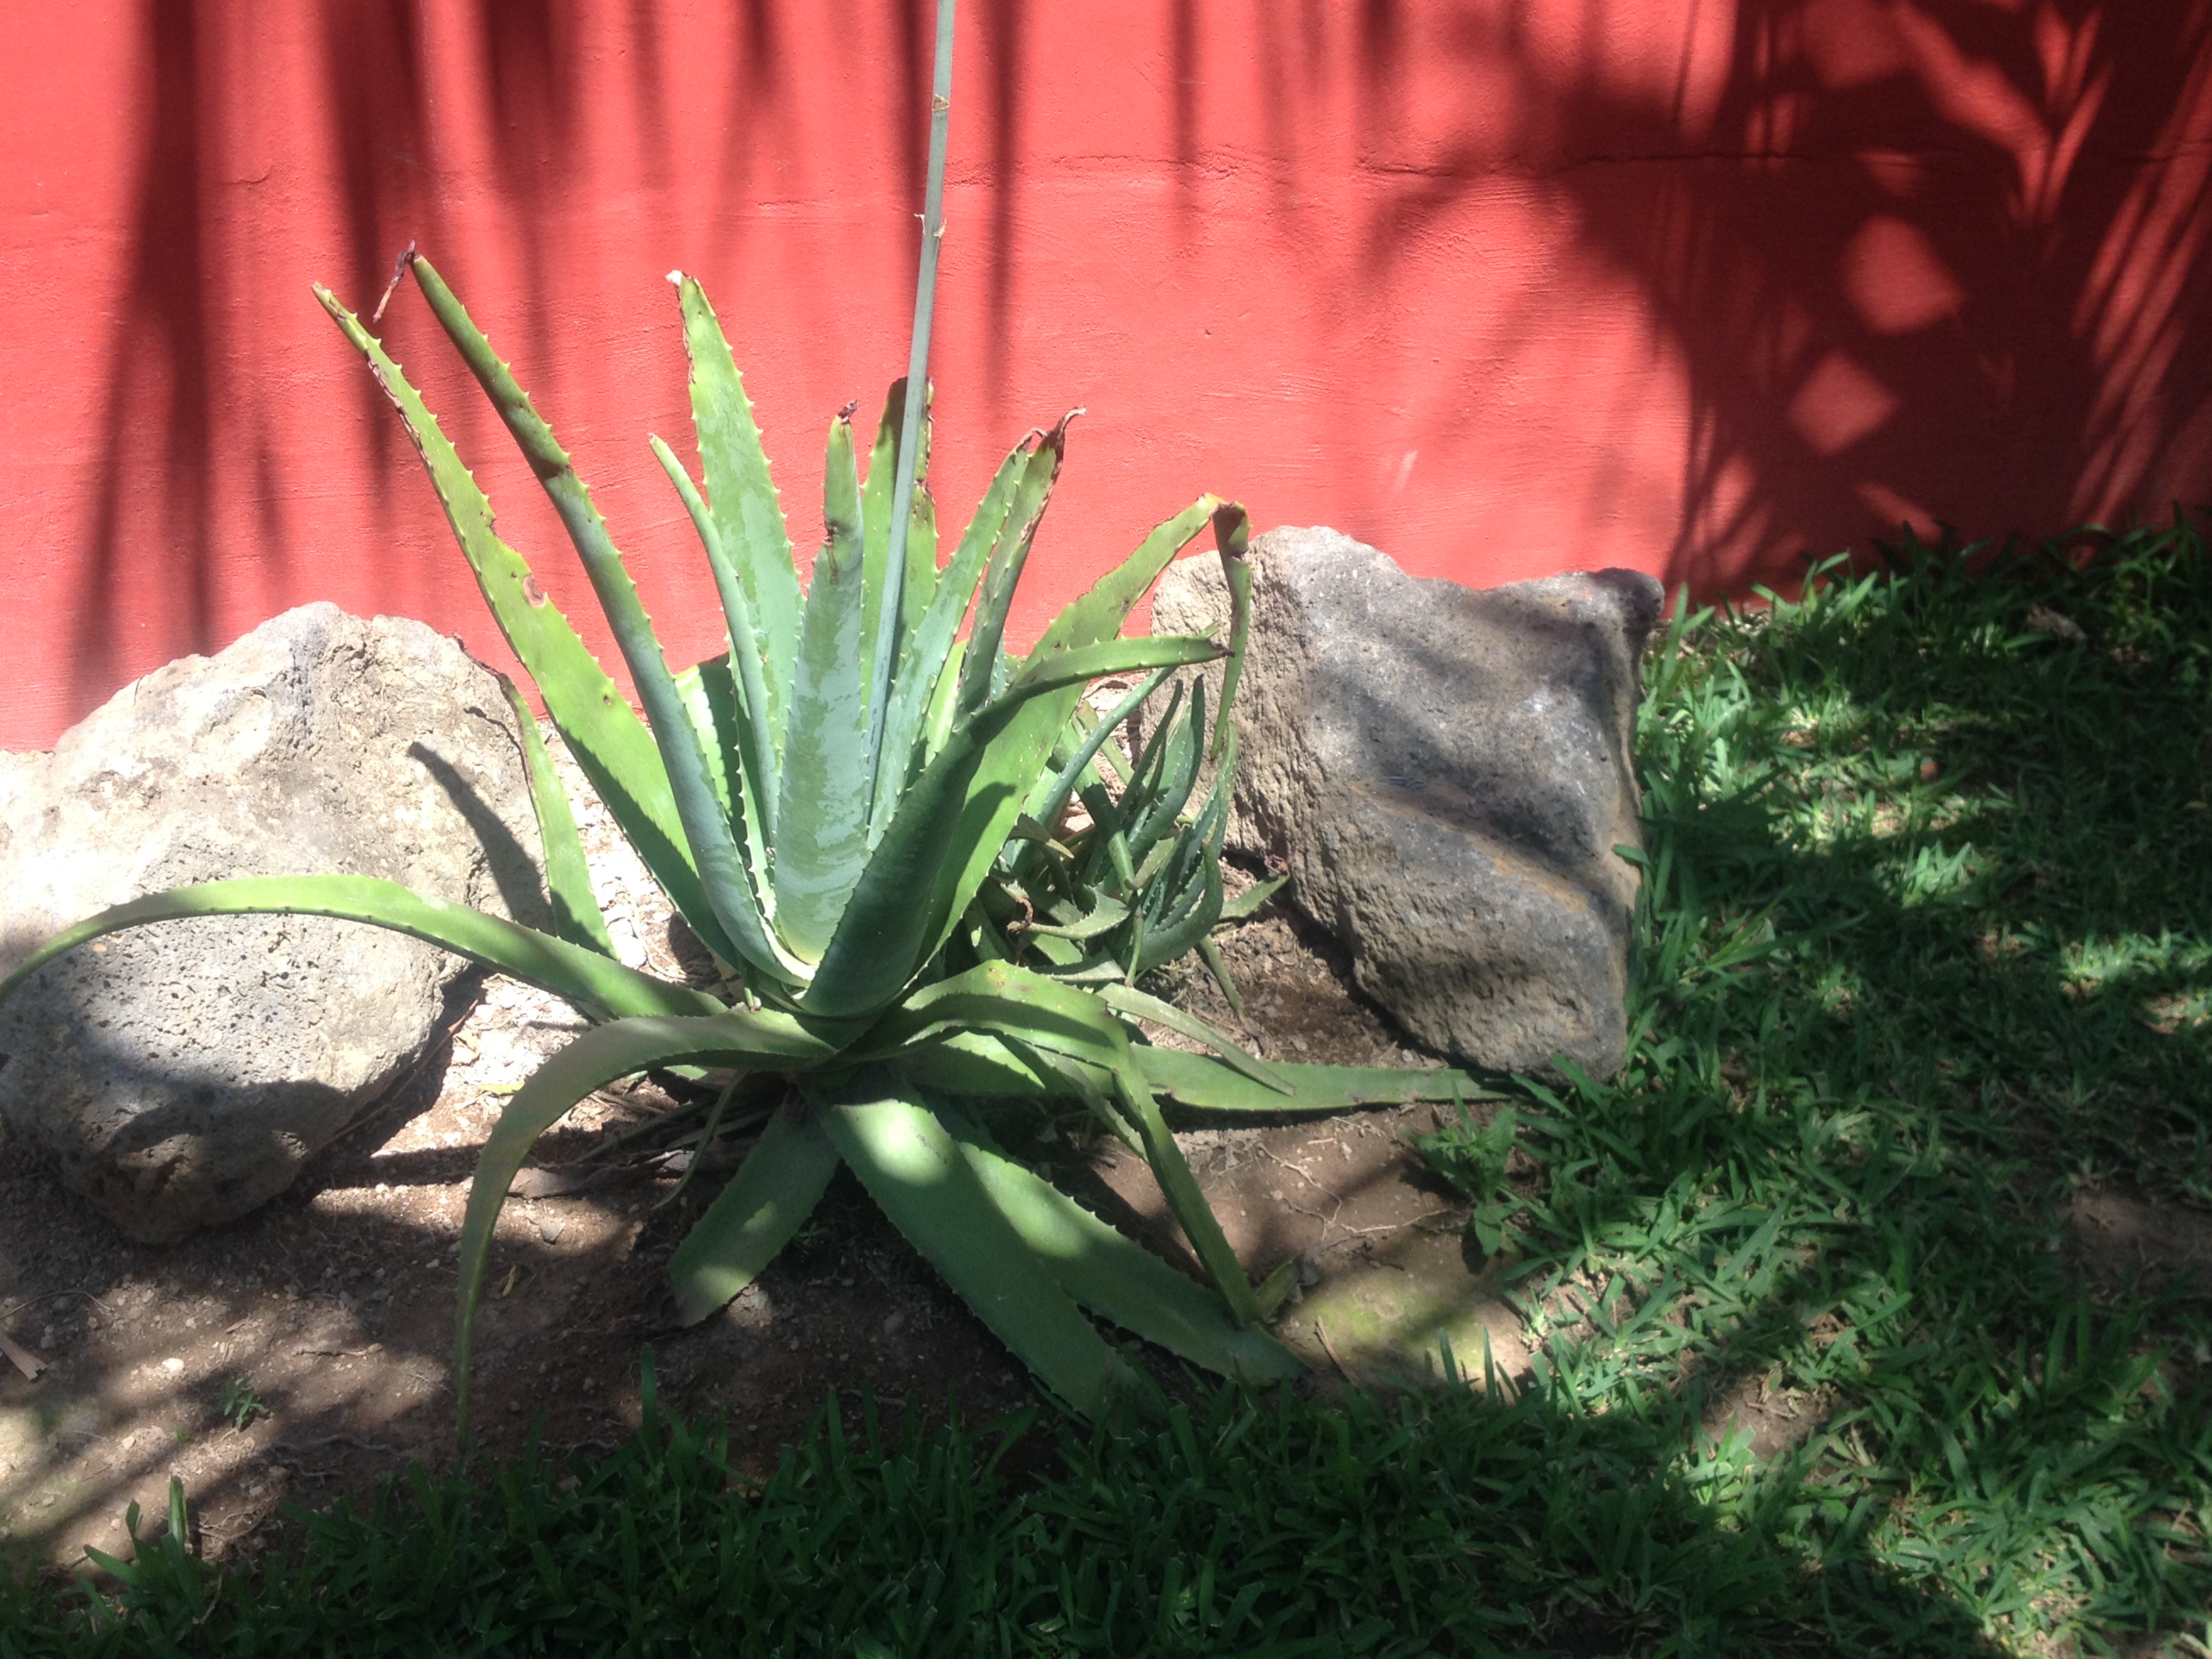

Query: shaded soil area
[0,836,1486,1575]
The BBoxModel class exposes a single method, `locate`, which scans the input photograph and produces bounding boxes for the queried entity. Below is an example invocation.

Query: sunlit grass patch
[1422,512,2212,1654]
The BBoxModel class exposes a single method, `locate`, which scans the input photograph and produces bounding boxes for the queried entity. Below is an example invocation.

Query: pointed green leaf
[0,877,722,1021]
[773,413,873,960]
[1218,872,1289,922]
[1136,1047,1494,1113]
[1113,1061,1265,1327]
[803,638,1216,1017]
[675,273,800,754]
[821,1083,1132,1418]
[1010,667,1174,874]
[904,483,939,637]
[668,1103,841,1323]
[860,378,933,705]
[652,434,781,842]
[496,675,615,958]
[398,258,800,987]
[1209,503,1252,761]
[916,498,1222,987]
[897,1029,1070,1096]
[1097,984,1290,1094]
[1015,887,1130,941]
[672,658,775,942]
[314,282,737,972]
[454,1010,841,1435]
[865,442,1026,843]
[956,424,1069,714]
[946,1111,1305,1383]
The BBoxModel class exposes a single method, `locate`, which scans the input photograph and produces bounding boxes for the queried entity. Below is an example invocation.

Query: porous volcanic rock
[0,604,547,1242]
[1152,528,1660,1080]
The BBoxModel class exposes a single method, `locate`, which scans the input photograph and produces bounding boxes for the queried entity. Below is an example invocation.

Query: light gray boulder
[1153,528,1660,1080]
[0,604,547,1242]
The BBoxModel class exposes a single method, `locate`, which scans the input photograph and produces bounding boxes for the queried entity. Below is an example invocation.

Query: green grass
[5,516,2209,1655]
[1421,514,2212,1654]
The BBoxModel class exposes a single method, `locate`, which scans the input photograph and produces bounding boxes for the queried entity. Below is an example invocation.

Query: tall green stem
[867,0,958,794]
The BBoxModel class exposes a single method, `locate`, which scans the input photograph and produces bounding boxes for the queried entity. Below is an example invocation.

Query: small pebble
[161,1357,183,1374]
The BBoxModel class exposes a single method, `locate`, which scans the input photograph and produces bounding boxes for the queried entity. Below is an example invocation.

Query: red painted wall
[5,1,2209,751]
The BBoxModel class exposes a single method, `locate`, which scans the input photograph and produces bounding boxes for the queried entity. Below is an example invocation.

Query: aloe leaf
[1112,1060,1264,1326]
[1096,984,1289,1094]
[1015,888,1129,941]
[401,257,800,989]
[860,378,933,718]
[899,975,1262,1328]
[904,481,939,636]
[804,636,1220,1018]
[1004,636,1223,703]
[1217,873,1288,922]
[1195,936,1246,1019]
[1009,667,1174,875]
[956,424,1069,714]
[1130,848,1224,977]
[1124,679,1204,867]
[0,877,723,1021]
[1136,1047,1494,1113]
[865,443,1027,842]
[821,1082,1132,1419]
[667,1102,841,1324]
[314,283,737,972]
[454,1011,841,1436]
[918,487,1214,928]
[945,1111,1305,1382]
[1046,495,1223,661]
[674,274,800,754]
[861,959,1116,1057]
[1208,503,1252,761]
[671,657,776,939]
[496,675,615,958]
[896,1029,1069,1096]
[651,435,780,844]
[773,413,873,961]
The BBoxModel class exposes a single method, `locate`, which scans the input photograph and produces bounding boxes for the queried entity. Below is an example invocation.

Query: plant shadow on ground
[1420,515,2212,1654]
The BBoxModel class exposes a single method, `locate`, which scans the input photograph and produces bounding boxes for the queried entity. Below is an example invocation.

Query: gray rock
[0,604,547,1242]
[1153,528,1660,1080]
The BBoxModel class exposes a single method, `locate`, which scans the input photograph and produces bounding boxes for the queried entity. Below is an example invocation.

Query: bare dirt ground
[0,781,1496,1577]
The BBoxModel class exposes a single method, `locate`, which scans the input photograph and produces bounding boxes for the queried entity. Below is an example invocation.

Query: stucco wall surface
[3,1,2208,750]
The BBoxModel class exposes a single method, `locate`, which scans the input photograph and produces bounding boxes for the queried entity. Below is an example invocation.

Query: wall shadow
[1326,0,2212,594]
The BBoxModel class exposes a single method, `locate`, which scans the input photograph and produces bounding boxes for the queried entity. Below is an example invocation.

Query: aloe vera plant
[0,260,1490,1425]
[1,7,1491,1427]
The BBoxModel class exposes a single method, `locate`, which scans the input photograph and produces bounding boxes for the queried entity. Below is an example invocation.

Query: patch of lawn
[3,1360,1992,1656]
[1422,513,2212,1654]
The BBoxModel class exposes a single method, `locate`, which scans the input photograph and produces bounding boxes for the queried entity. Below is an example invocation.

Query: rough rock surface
[1153,527,1661,1080]
[0,604,547,1242]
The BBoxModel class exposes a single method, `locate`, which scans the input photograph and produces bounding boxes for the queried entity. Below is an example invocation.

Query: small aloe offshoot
[0,3,1494,1433]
